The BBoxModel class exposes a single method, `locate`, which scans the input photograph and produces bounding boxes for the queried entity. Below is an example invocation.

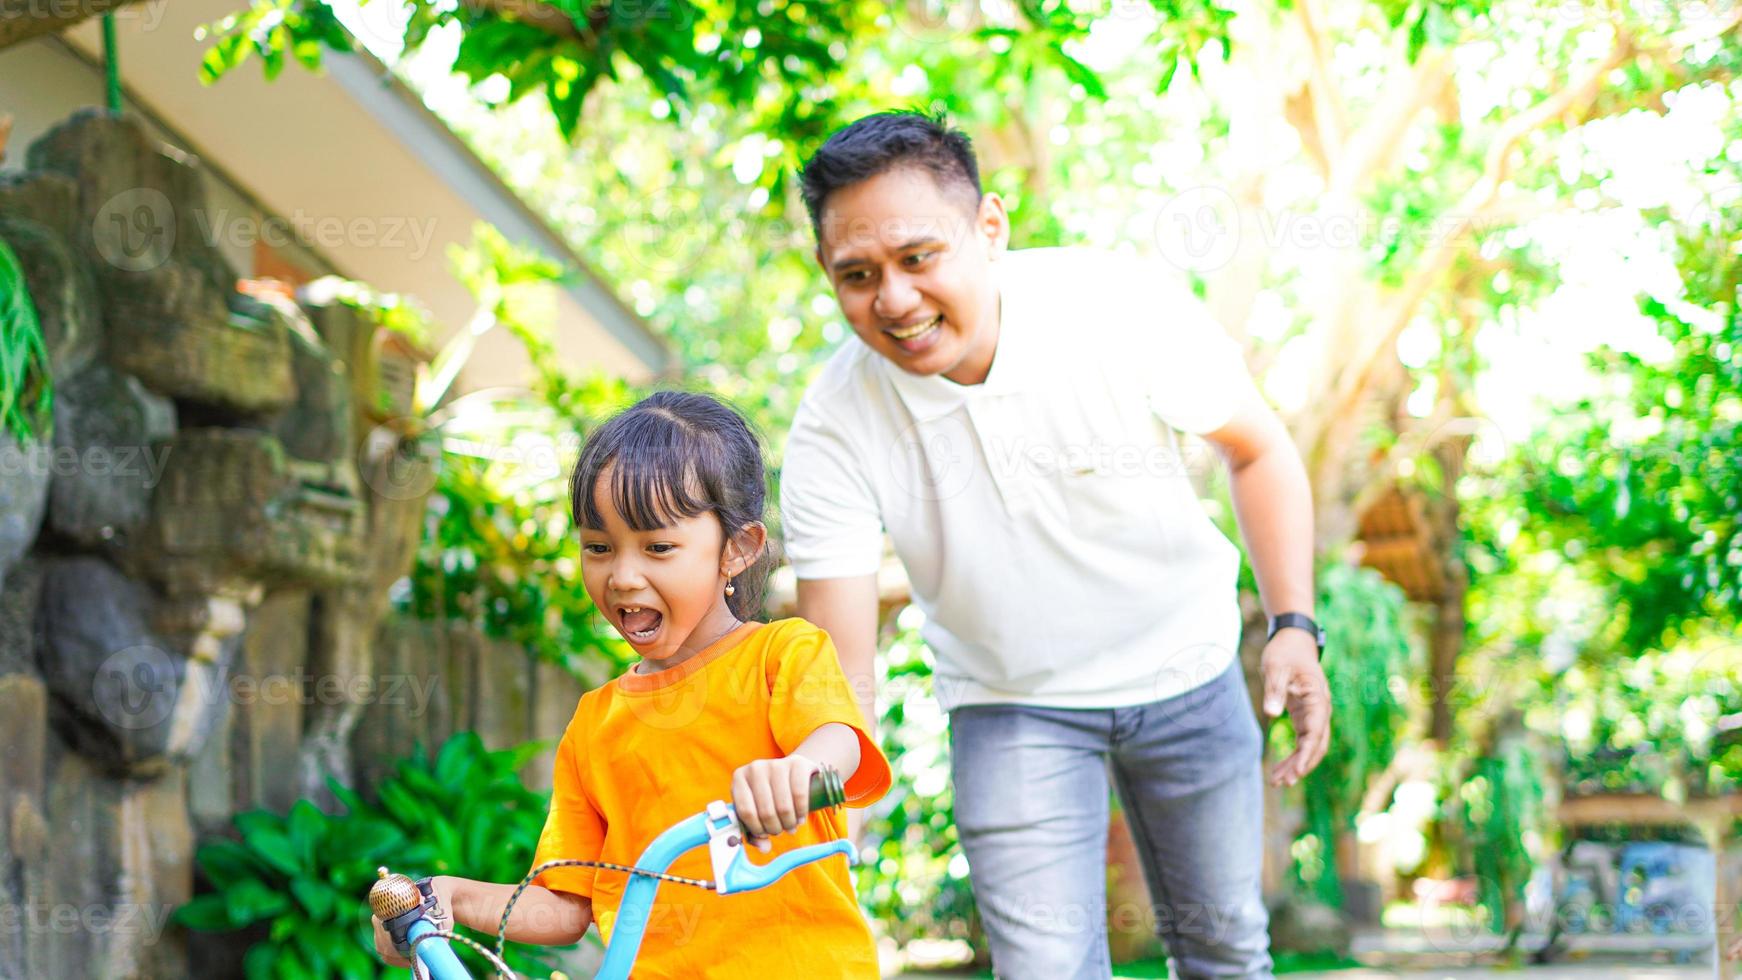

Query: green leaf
[325,775,367,815]
[272,947,317,980]
[1050,46,1106,99]
[234,810,283,842]
[333,931,377,978]
[286,800,326,867]
[244,943,277,980]
[227,879,292,925]
[291,38,324,71]
[453,18,552,81]
[196,839,267,891]
[293,930,334,976]
[1157,53,1181,93]
[261,25,286,81]
[289,877,336,921]
[434,731,480,785]
[171,894,236,932]
[200,29,254,85]
[377,782,432,828]
[243,828,303,878]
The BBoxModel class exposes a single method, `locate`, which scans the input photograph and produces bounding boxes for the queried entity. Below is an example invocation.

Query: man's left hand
[1260,629,1332,787]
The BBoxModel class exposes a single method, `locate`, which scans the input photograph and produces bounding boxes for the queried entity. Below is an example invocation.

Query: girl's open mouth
[619,606,664,644]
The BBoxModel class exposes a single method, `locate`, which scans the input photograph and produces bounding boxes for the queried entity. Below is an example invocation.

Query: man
[780,111,1331,979]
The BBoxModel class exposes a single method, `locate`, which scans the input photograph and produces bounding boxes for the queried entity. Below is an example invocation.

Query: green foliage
[311,276,437,350]
[403,419,637,680]
[855,620,977,947]
[195,0,353,84]
[0,237,53,446]
[199,0,1246,153]
[1510,295,1741,651]
[1536,645,1742,798]
[175,733,563,979]
[1456,737,1544,932]
[203,0,880,143]
[1470,112,1741,657]
[394,223,644,679]
[1287,563,1414,906]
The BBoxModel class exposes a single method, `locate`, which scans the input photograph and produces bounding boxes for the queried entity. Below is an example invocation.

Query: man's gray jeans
[948,660,1273,980]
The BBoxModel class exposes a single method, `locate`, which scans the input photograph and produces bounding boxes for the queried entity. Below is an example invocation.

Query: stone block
[26,110,293,414]
[37,556,235,776]
[30,745,189,979]
[230,591,308,816]
[0,432,50,593]
[46,362,176,550]
[0,170,79,242]
[137,428,363,594]
[0,214,100,378]
[267,303,352,469]
[0,555,43,676]
[473,635,532,752]
[0,673,48,978]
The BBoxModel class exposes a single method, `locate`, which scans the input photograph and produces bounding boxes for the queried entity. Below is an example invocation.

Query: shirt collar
[882,259,1031,420]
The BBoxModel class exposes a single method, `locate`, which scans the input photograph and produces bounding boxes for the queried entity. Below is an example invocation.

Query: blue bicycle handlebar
[370,769,854,980]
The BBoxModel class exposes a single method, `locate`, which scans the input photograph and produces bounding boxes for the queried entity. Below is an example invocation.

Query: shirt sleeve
[1121,258,1256,435]
[779,400,884,580]
[529,704,605,898]
[764,620,892,807]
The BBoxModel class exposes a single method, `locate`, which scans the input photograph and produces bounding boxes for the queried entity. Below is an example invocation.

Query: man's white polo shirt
[780,247,1254,710]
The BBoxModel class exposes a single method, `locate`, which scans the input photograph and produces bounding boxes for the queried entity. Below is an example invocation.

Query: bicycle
[369,767,853,979]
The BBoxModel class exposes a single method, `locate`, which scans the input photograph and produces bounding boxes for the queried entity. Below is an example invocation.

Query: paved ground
[1285,966,1706,979]
[887,928,1724,978]
[893,961,1714,979]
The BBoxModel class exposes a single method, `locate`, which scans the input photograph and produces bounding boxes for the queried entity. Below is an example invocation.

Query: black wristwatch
[1267,612,1325,658]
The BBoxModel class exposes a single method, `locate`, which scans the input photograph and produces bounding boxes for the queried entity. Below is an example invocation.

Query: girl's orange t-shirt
[529,617,892,978]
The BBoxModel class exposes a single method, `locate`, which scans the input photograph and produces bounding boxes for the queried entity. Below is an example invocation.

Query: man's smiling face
[815,167,1009,385]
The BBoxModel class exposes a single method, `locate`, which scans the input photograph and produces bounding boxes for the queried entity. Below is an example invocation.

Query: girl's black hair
[569,390,776,620]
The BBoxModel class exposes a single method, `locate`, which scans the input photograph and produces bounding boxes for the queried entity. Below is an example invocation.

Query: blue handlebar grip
[720,838,856,894]
[405,917,471,979]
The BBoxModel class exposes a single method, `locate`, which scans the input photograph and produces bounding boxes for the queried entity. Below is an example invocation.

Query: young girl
[372,390,891,977]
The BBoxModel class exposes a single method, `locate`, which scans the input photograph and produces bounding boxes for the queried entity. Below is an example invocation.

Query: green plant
[397,224,644,680]
[311,276,437,350]
[0,236,52,446]
[1457,737,1544,934]
[855,615,979,951]
[175,733,566,978]
[1284,563,1414,908]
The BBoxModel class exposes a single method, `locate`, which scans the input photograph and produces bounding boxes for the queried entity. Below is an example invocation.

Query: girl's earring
[724,582,736,598]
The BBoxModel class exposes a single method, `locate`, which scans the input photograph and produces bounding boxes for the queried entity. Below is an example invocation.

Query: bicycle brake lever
[704,801,856,896]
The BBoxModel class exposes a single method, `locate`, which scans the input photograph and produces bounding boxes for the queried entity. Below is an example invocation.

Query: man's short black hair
[799,110,983,237]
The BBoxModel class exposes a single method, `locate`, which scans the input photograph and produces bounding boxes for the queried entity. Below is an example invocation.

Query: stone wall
[0,109,582,978]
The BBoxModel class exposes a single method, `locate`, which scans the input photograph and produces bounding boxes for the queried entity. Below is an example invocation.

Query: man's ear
[723,521,769,577]
[977,192,1011,256]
